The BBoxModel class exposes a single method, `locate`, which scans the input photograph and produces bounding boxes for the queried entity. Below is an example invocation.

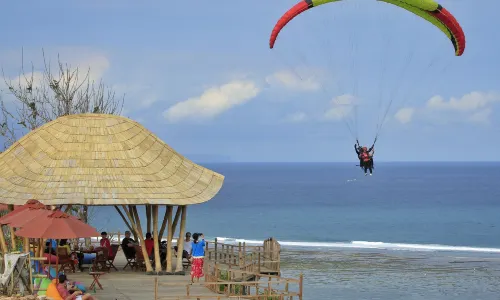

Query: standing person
[190,233,206,284]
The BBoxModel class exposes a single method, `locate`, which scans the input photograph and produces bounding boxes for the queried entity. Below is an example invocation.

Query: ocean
[93,162,500,299]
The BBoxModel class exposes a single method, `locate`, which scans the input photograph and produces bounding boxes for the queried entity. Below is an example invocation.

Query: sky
[0,0,499,162]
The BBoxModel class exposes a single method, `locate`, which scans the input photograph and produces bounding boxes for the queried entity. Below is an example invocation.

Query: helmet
[362,146,367,151]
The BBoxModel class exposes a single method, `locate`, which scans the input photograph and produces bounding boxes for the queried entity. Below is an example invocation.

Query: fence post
[299,273,303,300]
[215,238,218,263]
[154,277,158,300]
[243,242,246,266]
[258,251,261,273]
[238,242,242,268]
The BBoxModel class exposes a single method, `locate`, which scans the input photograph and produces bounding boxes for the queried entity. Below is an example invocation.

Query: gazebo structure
[0,113,224,273]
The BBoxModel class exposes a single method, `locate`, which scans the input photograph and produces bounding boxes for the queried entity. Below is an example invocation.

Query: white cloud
[284,112,307,123]
[163,80,260,123]
[426,92,500,112]
[393,92,500,125]
[394,107,415,124]
[324,94,357,121]
[266,70,320,91]
[467,108,492,124]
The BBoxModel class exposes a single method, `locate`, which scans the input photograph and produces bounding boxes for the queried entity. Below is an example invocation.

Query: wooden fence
[154,262,302,300]
[205,238,281,275]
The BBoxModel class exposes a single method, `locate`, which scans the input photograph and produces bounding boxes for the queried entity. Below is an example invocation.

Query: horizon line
[195,161,500,164]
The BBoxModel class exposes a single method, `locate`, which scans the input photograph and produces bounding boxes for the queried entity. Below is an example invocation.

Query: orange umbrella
[0,199,49,227]
[14,210,99,239]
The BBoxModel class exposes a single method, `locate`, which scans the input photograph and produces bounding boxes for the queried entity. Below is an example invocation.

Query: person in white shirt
[175,232,192,259]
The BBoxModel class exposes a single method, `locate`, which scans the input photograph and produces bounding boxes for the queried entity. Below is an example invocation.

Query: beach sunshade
[14,210,100,239]
[0,113,224,206]
[0,199,49,226]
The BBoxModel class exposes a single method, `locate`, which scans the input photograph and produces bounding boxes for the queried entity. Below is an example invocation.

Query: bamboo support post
[175,206,187,272]
[132,206,154,272]
[127,206,137,240]
[122,205,153,272]
[158,207,169,240]
[171,207,182,237]
[0,225,7,254]
[114,206,135,237]
[8,205,16,251]
[165,206,173,272]
[146,205,152,234]
[23,237,29,253]
[153,205,161,273]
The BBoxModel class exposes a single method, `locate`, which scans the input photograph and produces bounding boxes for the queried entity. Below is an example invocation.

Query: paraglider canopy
[269,0,465,56]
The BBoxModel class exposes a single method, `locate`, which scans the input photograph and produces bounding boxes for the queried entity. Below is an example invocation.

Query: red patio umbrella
[0,199,50,253]
[0,199,48,226]
[15,210,100,280]
[14,210,99,239]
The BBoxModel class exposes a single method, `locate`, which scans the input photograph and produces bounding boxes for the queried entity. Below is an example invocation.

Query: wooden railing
[205,238,280,274]
[154,262,302,300]
[0,254,47,296]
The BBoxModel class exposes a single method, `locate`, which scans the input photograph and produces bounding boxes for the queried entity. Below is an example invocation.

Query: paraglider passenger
[360,147,374,175]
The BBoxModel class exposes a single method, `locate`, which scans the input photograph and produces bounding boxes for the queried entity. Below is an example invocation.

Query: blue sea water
[93,162,500,299]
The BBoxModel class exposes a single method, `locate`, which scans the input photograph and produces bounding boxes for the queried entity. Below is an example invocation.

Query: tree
[0,49,125,227]
[0,49,124,149]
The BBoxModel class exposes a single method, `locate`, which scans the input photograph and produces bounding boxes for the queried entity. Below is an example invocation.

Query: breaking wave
[215,237,500,253]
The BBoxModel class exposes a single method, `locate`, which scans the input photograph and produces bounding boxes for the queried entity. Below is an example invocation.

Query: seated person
[144,232,154,259]
[45,239,57,255]
[59,239,80,268]
[56,274,96,300]
[174,232,192,259]
[97,232,113,257]
[121,231,137,258]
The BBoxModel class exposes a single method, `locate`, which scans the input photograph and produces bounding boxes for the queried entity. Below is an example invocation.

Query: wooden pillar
[171,207,181,238]
[152,205,161,273]
[165,206,173,272]
[8,205,16,251]
[122,205,154,272]
[63,205,73,214]
[146,205,152,234]
[158,206,168,240]
[175,206,187,272]
[23,238,29,253]
[114,206,136,237]
[0,225,7,254]
[132,206,154,272]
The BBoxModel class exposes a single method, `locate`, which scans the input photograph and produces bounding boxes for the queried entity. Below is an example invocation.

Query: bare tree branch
[0,48,126,225]
[0,48,124,149]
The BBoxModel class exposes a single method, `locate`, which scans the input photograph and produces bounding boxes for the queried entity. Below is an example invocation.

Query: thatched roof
[0,114,224,206]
